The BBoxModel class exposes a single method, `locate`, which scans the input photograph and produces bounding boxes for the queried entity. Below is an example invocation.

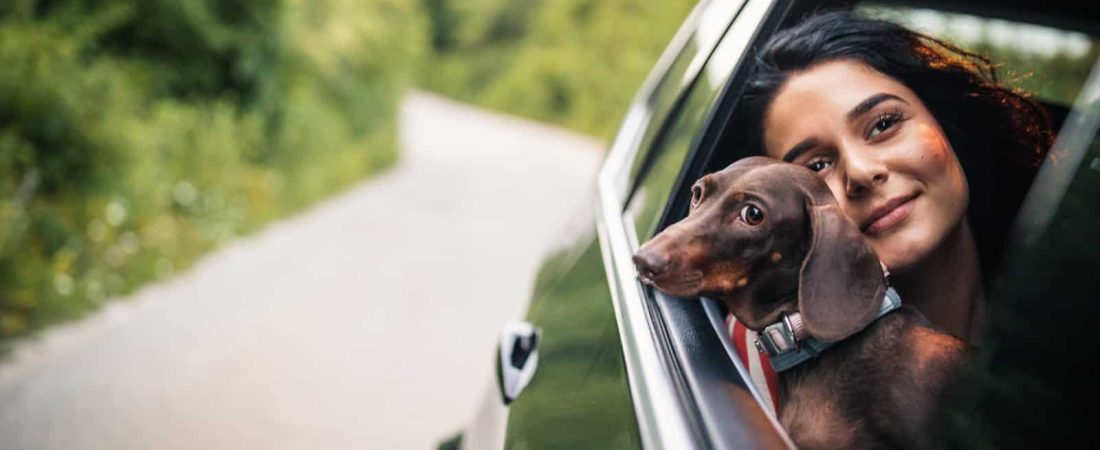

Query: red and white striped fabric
[725,313,781,417]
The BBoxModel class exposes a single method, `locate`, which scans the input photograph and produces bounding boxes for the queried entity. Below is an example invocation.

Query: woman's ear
[798,201,886,342]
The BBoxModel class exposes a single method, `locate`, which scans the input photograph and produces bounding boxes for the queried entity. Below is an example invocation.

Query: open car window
[619,0,802,448]
[699,0,1100,443]
[621,0,1100,447]
[931,55,1100,449]
[612,0,748,202]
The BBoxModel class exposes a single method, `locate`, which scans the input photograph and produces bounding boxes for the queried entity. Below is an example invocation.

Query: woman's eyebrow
[782,137,820,163]
[781,93,907,162]
[847,93,907,122]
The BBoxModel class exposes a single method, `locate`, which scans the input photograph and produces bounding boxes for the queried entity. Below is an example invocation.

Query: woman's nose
[840,146,888,198]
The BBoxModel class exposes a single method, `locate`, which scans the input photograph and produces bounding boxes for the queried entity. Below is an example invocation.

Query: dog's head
[633,157,886,342]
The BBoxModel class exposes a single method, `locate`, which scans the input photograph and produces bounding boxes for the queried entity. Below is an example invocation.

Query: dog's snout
[632,250,669,284]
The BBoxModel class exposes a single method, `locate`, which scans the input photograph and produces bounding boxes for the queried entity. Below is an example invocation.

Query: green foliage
[418,0,697,140]
[426,2,1100,141]
[0,0,425,341]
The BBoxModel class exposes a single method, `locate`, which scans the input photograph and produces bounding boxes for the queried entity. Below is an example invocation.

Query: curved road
[0,92,604,449]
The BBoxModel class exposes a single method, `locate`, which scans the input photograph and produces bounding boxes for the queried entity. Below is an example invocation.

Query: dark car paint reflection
[504,236,642,449]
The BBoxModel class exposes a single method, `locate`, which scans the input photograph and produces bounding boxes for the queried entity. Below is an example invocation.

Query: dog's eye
[690,184,704,208]
[740,205,764,226]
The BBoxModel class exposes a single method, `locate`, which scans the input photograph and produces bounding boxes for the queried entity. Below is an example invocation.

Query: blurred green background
[0,0,430,340]
[2,0,1094,345]
[0,0,698,344]
[418,0,697,138]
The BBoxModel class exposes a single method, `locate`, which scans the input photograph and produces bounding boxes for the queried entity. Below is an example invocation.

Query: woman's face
[762,59,969,271]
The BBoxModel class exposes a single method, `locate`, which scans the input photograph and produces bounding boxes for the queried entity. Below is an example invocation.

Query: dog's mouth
[641,270,704,297]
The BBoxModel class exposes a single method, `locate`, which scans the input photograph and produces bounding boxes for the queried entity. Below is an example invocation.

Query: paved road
[0,92,604,449]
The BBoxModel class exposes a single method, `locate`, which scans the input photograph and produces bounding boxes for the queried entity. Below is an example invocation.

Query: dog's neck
[755,287,903,372]
[718,285,799,330]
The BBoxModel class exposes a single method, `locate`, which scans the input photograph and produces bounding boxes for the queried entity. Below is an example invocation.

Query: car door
[464,1,1097,449]
[608,0,1099,449]
[599,0,811,448]
[480,1,752,449]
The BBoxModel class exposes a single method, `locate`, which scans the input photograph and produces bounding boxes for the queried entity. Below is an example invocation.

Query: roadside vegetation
[0,0,423,342]
[421,1,1097,141]
[1,0,695,345]
[3,0,1094,346]
[418,0,698,140]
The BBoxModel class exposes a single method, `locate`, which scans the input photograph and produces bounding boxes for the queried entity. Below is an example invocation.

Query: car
[444,1,1100,448]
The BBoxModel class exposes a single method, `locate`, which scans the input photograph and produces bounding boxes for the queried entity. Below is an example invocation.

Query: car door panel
[504,235,642,449]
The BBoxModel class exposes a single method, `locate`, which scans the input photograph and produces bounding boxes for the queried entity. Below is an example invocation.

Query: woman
[726,10,1053,414]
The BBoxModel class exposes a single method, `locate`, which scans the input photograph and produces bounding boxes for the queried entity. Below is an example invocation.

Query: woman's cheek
[917,123,951,169]
[916,123,969,209]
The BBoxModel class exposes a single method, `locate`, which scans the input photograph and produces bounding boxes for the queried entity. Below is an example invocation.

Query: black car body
[448,1,1100,448]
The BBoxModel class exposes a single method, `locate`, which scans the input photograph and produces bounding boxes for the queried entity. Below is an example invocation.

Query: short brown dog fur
[633,157,966,450]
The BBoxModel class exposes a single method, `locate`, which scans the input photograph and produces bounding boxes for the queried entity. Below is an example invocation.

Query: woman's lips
[862,194,918,235]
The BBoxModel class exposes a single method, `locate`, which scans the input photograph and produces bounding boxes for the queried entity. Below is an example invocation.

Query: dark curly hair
[737,10,1054,280]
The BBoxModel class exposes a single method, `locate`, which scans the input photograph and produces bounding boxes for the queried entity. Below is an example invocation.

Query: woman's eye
[806,159,831,172]
[740,204,764,226]
[868,113,901,138]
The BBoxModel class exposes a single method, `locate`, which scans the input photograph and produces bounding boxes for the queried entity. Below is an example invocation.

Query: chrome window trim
[596,0,777,448]
[605,0,746,202]
[597,201,693,449]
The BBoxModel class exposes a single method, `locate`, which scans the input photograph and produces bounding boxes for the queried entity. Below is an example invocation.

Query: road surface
[0,92,604,449]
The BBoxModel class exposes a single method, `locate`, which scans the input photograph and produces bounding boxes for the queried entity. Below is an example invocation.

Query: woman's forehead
[762,60,918,155]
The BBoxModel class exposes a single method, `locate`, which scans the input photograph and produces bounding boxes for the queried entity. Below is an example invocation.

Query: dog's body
[779,307,964,450]
[633,157,966,450]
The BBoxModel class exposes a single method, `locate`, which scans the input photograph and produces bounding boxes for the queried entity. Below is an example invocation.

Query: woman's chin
[868,232,927,273]
[877,218,970,274]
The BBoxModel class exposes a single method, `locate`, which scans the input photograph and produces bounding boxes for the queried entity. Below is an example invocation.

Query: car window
[625,72,716,240]
[930,57,1100,449]
[619,0,799,448]
[624,0,772,242]
[616,0,747,199]
[656,0,1100,443]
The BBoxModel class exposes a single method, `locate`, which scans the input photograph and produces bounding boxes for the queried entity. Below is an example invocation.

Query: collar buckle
[754,313,800,356]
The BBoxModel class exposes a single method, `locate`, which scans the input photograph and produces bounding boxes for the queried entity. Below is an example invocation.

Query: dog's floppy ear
[798,201,886,342]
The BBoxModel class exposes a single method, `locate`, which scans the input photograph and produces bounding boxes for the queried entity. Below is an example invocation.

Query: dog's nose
[632,250,669,284]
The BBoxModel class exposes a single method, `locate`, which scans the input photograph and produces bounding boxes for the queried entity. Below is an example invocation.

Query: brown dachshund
[633,157,965,450]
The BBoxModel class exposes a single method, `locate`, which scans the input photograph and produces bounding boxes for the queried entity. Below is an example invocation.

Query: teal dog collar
[753,287,902,372]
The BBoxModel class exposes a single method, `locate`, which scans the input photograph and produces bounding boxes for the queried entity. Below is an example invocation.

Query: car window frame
[605,0,745,204]
[597,0,790,448]
[600,0,846,448]
[625,2,850,448]
[613,0,1100,449]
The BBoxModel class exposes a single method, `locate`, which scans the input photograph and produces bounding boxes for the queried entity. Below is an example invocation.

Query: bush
[418,0,697,140]
[0,0,425,340]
